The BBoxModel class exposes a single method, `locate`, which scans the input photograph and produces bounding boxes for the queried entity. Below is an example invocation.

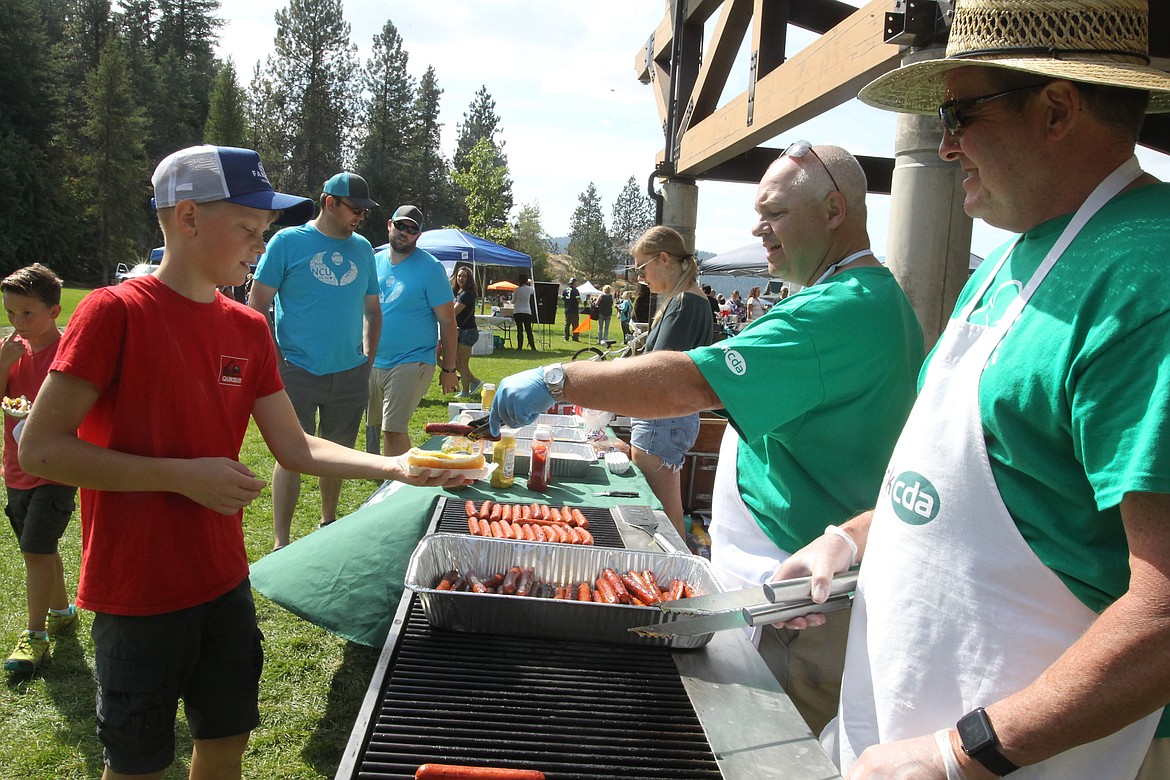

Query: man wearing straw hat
[773,1,1170,778]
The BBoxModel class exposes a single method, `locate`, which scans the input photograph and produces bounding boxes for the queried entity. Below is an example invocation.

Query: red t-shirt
[52,276,283,615]
[3,335,61,490]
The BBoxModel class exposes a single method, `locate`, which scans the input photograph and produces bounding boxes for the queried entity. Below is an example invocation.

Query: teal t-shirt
[936,183,1170,615]
[373,247,454,369]
[689,266,924,554]
[254,224,378,376]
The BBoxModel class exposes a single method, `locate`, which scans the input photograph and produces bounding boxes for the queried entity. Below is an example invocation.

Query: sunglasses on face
[782,139,841,193]
[334,198,367,218]
[937,83,1046,135]
[393,221,421,235]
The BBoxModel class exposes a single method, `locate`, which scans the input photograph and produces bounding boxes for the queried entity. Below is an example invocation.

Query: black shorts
[6,484,76,555]
[92,579,264,775]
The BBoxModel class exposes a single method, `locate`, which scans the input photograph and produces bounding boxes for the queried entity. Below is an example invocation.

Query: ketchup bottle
[527,426,553,492]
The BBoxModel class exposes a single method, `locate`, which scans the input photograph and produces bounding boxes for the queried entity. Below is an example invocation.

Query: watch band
[957,708,1019,776]
[543,363,568,403]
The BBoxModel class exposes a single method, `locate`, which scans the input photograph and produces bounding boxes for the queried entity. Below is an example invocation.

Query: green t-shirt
[936,183,1170,615]
[689,266,924,553]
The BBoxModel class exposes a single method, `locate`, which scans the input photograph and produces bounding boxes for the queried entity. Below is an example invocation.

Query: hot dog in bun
[405,448,486,471]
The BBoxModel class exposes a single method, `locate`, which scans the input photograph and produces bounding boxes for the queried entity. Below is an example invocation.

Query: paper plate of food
[404,448,497,481]
[2,395,31,419]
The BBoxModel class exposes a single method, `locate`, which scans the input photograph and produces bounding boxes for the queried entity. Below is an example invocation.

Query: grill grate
[352,598,723,779]
[437,500,626,549]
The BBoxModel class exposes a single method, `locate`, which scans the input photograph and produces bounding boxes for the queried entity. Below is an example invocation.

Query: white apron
[709,425,791,591]
[830,157,1162,778]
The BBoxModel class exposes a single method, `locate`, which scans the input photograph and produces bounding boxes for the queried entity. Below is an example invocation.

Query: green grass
[58,288,90,326]
[0,325,602,779]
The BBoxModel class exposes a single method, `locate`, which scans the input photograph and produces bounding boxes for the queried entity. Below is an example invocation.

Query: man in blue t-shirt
[367,205,458,457]
[249,172,381,550]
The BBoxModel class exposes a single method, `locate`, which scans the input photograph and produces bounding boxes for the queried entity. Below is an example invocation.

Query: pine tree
[610,175,655,280]
[512,202,552,283]
[355,19,415,246]
[204,60,248,147]
[450,137,513,246]
[0,0,70,273]
[403,65,458,229]
[244,61,290,187]
[267,0,359,195]
[567,183,615,284]
[451,86,512,227]
[79,36,150,285]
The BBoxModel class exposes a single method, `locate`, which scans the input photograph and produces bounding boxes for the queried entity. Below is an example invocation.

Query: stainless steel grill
[349,598,722,779]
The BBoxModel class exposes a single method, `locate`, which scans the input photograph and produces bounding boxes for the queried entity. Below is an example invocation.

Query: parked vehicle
[114,262,159,284]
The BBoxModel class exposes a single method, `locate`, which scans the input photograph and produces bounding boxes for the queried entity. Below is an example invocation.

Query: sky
[213,0,1170,261]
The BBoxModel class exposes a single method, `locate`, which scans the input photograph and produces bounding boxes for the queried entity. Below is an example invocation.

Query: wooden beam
[674,0,901,176]
[699,147,895,193]
[688,0,754,126]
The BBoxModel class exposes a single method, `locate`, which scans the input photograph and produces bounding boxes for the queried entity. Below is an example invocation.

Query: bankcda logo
[886,470,940,525]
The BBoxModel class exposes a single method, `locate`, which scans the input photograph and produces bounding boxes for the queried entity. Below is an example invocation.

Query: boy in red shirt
[2,264,78,674]
[18,146,471,780]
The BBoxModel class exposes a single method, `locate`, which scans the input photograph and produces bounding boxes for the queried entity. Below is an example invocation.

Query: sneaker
[46,606,77,636]
[468,380,484,397]
[5,630,49,673]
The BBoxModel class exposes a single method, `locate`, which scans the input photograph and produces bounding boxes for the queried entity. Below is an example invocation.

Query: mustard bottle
[490,426,516,489]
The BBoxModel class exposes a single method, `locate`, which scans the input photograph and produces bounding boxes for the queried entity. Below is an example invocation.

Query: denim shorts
[92,579,263,775]
[6,484,77,555]
[630,413,700,469]
[458,327,479,347]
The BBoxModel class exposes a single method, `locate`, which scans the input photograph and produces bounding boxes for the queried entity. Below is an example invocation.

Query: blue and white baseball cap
[151,145,314,226]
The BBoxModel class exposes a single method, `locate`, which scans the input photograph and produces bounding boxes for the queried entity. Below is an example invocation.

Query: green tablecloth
[249,456,660,647]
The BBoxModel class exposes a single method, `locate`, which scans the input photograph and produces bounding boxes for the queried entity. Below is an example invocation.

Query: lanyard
[809,249,872,287]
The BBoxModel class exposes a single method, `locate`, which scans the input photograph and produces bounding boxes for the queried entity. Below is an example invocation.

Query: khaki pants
[1137,737,1170,780]
[755,606,851,736]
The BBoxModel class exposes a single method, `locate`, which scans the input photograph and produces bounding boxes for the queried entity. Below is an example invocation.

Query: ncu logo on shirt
[219,355,248,387]
[885,470,940,525]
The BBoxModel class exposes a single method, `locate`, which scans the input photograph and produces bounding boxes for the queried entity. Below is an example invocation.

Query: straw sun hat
[859,0,1170,114]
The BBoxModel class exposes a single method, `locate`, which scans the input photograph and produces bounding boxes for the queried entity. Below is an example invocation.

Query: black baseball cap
[323,172,379,208]
[392,205,425,228]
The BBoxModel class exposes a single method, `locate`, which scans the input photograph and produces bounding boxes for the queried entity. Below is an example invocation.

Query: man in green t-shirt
[774,2,1170,778]
[489,145,924,733]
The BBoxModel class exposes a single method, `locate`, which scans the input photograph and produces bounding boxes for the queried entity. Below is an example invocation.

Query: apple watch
[957,708,1019,776]
[542,363,567,403]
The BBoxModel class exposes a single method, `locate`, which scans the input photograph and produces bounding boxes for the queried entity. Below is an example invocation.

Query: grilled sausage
[603,569,632,604]
[414,763,545,780]
[621,571,661,604]
[500,567,521,595]
[483,573,505,589]
[435,570,459,590]
[478,518,493,537]
[467,573,489,594]
[500,504,512,523]
[465,500,478,518]
[516,568,535,597]
[641,570,661,592]
[538,504,551,521]
[489,504,502,523]
[570,508,588,528]
[666,578,686,602]
[479,501,494,520]
[489,520,504,538]
[683,581,698,599]
[594,576,619,604]
[576,581,592,602]
[467,517,480,536]
[577,528,594,545]
[450,575,467,592]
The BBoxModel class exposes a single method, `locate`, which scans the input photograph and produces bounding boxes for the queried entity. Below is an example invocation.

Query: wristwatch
[542,363,567,403]
[957,708,1019,776]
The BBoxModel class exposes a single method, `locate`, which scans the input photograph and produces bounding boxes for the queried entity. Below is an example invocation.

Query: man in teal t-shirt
[367,205,458,457]
[249,172,381,550]
[488,146,924,734]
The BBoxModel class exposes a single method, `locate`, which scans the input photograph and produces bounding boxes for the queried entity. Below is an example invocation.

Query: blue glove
[489,367,553,434]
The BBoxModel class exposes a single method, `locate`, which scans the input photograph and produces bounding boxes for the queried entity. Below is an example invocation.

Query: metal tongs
[465,419,497,441]
[629,570,858,638]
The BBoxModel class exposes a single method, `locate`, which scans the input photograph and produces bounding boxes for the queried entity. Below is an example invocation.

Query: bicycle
[571,322,648,361]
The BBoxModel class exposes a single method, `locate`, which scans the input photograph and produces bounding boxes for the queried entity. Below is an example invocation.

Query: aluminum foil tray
[514,424,587,442]
[533,413,582,428]
[405,533,722,648]
[512,439,596,477]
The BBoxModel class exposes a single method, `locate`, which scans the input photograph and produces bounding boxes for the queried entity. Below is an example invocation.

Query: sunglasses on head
[782,140,841,193]
[393,221,421,235]
[937,83,1047,135]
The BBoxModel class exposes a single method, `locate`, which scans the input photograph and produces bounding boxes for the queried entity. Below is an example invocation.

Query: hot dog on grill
[414,764,545,780]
